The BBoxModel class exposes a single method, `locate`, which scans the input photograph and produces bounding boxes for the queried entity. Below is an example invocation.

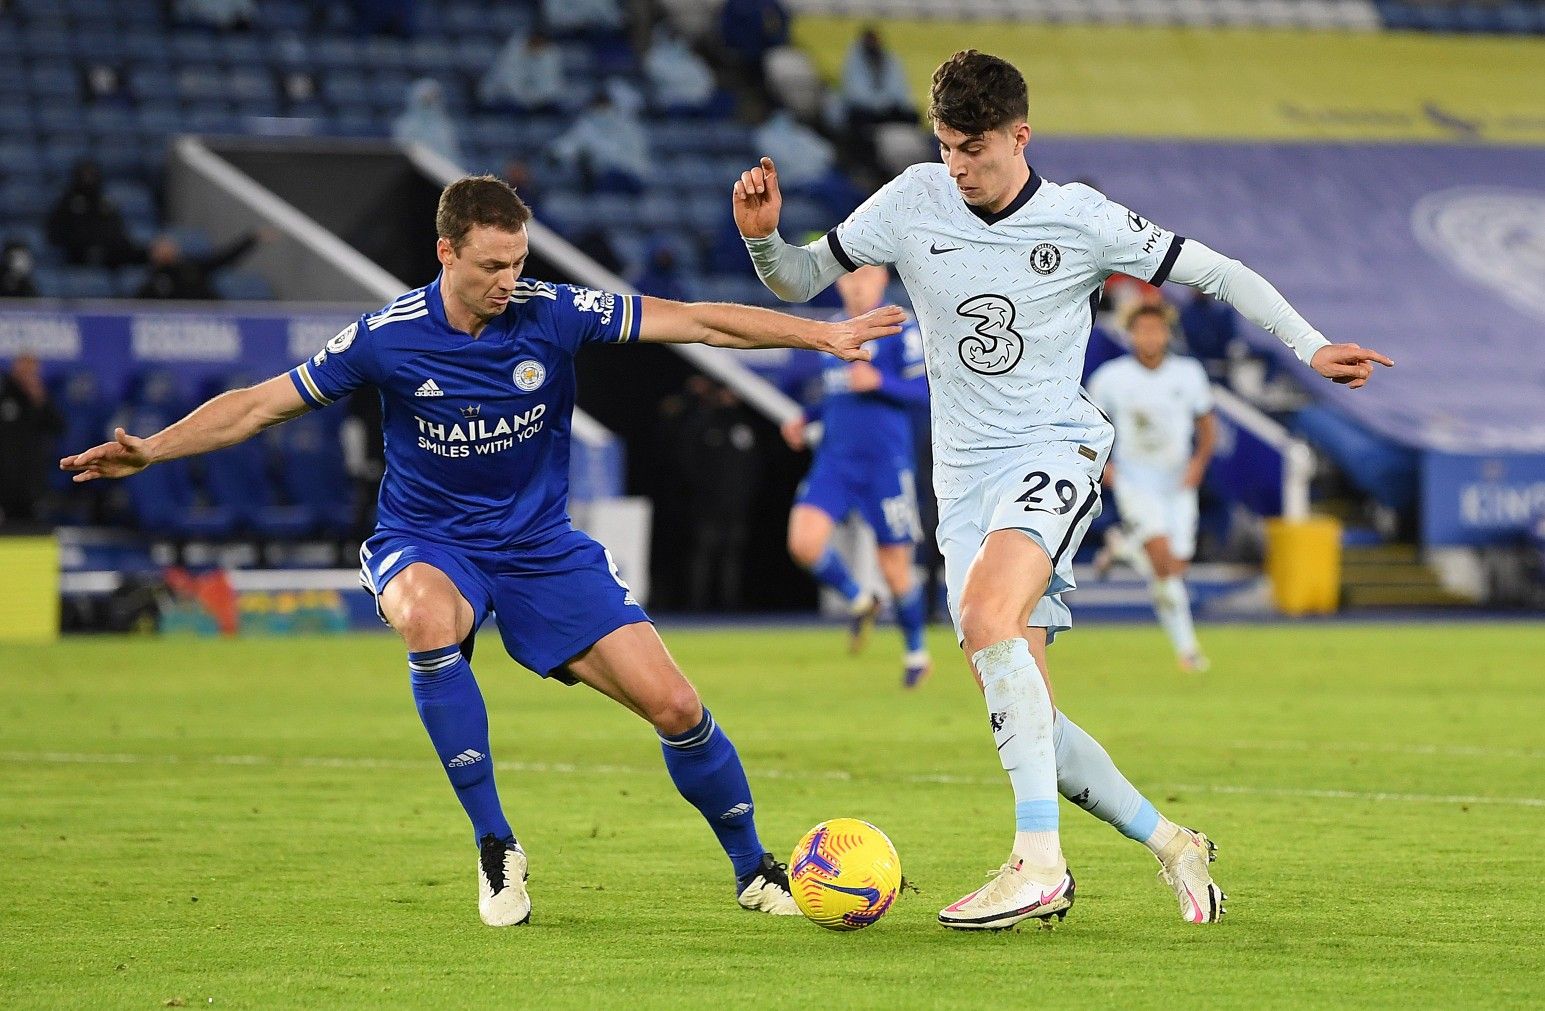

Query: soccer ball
[789,818,902,930]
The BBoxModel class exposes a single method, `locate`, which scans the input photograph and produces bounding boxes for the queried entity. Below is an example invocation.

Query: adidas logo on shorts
[447,749,485,768]
[415,379,444,397]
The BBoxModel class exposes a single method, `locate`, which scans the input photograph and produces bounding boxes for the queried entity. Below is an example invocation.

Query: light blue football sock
[1053,711,1170,850]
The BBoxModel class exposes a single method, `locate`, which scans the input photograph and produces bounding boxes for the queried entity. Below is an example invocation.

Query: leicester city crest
[1030,243,1061,275]
[513,359,546,392]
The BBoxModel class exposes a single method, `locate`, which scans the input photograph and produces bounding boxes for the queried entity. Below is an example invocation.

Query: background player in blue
[778,263,932,687]
[59,175,904,928]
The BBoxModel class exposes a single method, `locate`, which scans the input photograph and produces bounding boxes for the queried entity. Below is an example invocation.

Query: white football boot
[477,834,531,927]
[736,853,800,915]
[1178,651,1212,674]
[938,857,1075,930]
[1156,827,1226,924]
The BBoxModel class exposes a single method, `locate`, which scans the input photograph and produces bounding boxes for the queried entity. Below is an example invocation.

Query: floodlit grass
[3,624,1542,1008]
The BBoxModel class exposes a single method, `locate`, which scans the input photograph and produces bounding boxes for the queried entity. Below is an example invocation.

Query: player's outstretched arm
[637,296,904,362]
[59,374,309,483]
[1168,239,1394,389]
[734,157,847,303]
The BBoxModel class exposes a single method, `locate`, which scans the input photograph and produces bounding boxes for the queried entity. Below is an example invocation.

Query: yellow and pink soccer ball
[789,818,902,930]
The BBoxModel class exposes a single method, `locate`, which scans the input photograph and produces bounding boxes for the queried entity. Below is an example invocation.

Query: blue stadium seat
[170,32,221,65]
[38,137,89,178]
[29,65,82,101]
[272,411,353,536]
[201,439,314,539]
[185,103,240,134]
[0,178,49,219]
[362,36,411,73]
[129,66,177,103]
[0,141,39,178]
[219,35,269,68]
[53,266,118,299]
[75,29,128,61]
[115,266,149,297]
[214,270,273,301]
[312,37,365,72]
[85,105,139,138]
[406,38,457,76]
[65,0,119,24]
[228,68,278,105]
[259,1,311,31]
[105,181,156,222]
[321,70,371,110]
[455,38,499,73]
[122,28,172,64]
[177,65,230,103]
[21,29,74,60]
[369,71,414,113]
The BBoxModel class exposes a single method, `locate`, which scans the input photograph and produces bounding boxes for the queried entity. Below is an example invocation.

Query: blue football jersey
[288,274,641,551]
[782,317,927,466]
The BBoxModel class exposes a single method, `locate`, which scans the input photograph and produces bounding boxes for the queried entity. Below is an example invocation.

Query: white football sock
[1152,576,1199,658]
[972,638,1061,871]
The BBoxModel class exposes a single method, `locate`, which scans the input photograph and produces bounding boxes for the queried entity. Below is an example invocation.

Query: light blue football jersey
[288,274,641,551]
[826,165,1183,498]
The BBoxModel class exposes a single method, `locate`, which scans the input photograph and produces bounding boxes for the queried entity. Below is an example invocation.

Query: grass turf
[2,623,1543,1008]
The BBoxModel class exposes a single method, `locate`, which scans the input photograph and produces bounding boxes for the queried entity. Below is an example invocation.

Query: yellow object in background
[1265,517,1342,616]
[0,534,60,643]
[793,18,1545,145]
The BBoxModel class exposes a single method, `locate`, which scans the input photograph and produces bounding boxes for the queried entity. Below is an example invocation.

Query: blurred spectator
[719,0,790,89]
[1180,289,1239,380]
[392,79,465,167]
[0,354,64,526]
[549,93,649,193]
[644,26,717,113]
[840,27,916,130]
[174,0,256,30]
[479,30,566,113]
[501,158,544,213]
[46,160,141,269]
[83,62,126,103]
[135,230,269,301]
[342,391,384,542]
[541,0,624,38]
[633,241,693,302]
[680,381,760,610]
[753,108,862,217]
[1,241,39,298]
[573,227,625,276]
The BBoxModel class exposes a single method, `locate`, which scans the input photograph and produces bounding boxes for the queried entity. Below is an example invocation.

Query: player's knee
[392,593,462,652]
[787,528,822,568]
[649,682,705,737]
[958,596,1019,655]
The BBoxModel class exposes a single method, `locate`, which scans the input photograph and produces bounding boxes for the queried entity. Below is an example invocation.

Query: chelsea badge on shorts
[513,359,546,392]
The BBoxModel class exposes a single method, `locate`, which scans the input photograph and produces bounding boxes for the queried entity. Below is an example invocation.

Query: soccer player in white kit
[1088,301,1217,673]
[734,50,1393,929]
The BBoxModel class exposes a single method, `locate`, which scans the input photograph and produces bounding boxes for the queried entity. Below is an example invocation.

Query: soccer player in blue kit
[779,263,932,686]
[60,175,904,927]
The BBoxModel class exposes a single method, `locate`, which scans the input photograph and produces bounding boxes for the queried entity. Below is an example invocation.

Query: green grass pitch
[3,623,1543,1008]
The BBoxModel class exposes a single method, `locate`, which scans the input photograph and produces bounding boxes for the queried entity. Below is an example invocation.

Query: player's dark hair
[436,174,531,251]
[928,50,1028,136]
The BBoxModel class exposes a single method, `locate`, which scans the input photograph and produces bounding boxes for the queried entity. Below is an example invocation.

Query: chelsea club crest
[513,359,546,392]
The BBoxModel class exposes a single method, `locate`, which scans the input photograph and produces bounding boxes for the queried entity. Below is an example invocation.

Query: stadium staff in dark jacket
[0,354,64,525]
[46,159,141,268]
[135,229,273,301]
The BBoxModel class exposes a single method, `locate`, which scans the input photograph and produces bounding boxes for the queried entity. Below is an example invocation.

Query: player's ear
[436,236,456,268]
[1012,122,1030,155]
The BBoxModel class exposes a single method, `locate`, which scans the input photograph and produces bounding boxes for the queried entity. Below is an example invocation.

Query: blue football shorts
[796,456,921,546]
[359,524,650,680]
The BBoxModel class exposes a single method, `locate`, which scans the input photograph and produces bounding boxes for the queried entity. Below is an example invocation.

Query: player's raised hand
[816,305,906,362]
[1310,343,1394,389]
[59,427,154,482]
[732,157,783,239]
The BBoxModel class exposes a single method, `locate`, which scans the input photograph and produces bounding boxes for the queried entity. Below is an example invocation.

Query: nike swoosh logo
[996,734,1016,751]
[929,242,961,254]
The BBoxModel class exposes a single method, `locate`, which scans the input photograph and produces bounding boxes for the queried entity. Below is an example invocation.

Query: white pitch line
[1224,739,1545,761]
[2,750,1543,809]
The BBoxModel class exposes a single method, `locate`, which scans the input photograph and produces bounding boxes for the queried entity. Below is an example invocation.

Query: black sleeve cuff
[1149,235,1185,286]
[826,228,859,273]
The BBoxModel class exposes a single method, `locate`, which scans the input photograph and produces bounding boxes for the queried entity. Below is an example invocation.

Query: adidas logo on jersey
[448,749,485,768]
[415,379,444,397]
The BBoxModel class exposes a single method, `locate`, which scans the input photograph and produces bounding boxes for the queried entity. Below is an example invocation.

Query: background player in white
[734,49,1393,929]
[1088,301,1216,672]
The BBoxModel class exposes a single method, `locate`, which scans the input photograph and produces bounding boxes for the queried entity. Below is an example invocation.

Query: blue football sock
[807,546,862,603]
[658,708,765,882]
[408,645,514,846]
[895,585,927,654]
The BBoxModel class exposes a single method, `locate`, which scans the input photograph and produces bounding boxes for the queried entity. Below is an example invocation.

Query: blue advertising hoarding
[1422,451,1545,546]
